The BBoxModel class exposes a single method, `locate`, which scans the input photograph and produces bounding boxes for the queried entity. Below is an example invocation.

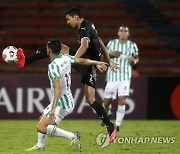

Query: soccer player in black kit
[65,7,116,142]
[17,7,117,142]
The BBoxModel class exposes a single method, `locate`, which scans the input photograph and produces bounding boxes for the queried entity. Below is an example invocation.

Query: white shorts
[104,80,130,100]
[43,103,74,125]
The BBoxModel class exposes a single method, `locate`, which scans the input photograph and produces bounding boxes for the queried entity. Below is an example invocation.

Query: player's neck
[78,18,84,29]
[119,39,127,44]
[50,53,58,62]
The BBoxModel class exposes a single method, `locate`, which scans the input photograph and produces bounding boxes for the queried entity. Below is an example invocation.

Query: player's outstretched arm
[109,51,121,58]
[99,38,111,64]
[76,58,108,73]
[127,56,139,65]
[50,78,62,122]
[99,39,118,71]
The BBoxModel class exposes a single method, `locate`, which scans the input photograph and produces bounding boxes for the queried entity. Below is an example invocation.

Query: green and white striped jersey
[106,39,138,81]
[48,54,76,109]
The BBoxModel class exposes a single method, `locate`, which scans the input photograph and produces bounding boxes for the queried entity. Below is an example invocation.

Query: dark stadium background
[0,0,180,119]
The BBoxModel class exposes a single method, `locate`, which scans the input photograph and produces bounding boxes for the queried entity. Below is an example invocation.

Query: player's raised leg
[17,47,48,69]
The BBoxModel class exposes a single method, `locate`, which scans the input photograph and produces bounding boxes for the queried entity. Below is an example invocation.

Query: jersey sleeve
[79,22,91,40]
[48,63,62,80]
[106,40,113,52]
[67,55,76,64]
[132,43,139,57]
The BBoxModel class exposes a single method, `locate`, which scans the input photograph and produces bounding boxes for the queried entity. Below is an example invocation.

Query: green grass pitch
[0,120,179,154]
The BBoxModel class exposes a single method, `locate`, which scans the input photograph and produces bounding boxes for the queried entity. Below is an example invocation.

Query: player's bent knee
[37,124,47,134]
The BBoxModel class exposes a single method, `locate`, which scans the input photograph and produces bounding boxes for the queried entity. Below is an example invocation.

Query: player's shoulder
[61,54,76,64]
[81,19,92,27]
[84,19,92,24]
[62,54,75,60]
[127,40,137,45]
[48,60,56,70]
[108,39,119,43]
[49,55,63,66]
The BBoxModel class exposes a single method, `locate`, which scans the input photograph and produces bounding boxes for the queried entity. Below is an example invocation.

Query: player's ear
[126,27,130,37]
[74,15,79,21]
[117,31,120,37]
[46,46,51,55]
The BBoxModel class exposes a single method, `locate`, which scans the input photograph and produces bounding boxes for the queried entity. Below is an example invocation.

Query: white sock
[103,104,112,116]
[115,105,125,127]
[37,132,46,148]
[47,125,75,140]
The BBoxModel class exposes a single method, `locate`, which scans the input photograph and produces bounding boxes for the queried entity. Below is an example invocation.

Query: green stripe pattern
[57,93,74,109]
[106,39,138,81]
[51,125,57,136]
[48,54,76,110]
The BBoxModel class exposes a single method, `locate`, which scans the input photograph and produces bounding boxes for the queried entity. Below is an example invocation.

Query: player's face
[65,14,77,28]
[118,27,129,40]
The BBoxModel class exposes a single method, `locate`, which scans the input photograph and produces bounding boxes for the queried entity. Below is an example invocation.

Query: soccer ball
[2,46,18,63]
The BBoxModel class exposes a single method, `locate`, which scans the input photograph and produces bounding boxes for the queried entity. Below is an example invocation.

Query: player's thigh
[81,65,97,88]
[38,104,55,127]
[84,84,95,104]
[117,80,130,96]
[104,81,118,99]
[42,103,74,125]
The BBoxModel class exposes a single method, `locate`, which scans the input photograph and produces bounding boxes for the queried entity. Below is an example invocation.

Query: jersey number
[65,73,70,89]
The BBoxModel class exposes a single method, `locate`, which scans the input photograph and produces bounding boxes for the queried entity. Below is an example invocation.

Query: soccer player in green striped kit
[101,25,139,131]
[25,39,108,152]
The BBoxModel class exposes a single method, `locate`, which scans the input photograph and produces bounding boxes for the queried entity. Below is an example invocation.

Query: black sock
[25,47,48,66]
[90,100,112,126]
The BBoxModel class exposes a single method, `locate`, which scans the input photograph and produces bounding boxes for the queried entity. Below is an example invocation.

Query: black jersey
[78,20,101,61]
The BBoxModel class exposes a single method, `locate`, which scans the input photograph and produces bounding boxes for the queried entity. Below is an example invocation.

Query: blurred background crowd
[0,0,180,75]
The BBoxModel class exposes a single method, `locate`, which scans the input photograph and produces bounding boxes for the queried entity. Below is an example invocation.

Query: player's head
[118,25,130,40]
[65,7,82,18]
[47,39,61,55]
[65,7,82,28]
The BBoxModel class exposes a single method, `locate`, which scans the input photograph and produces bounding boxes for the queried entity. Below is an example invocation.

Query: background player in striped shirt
[25,39,108,152]
[101,25,139,131]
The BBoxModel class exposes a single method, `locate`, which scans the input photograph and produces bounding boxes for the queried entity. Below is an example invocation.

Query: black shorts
[72,64,97,88]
